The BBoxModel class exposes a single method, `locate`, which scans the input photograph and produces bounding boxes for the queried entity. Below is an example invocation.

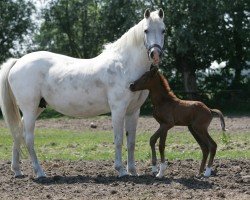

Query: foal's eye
[162,29,166,34]
[144,29,148,34]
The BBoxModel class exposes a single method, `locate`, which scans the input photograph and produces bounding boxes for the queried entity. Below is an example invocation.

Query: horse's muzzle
[148,44,162,65]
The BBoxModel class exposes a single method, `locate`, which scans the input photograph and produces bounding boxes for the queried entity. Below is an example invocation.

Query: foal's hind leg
[188,126,209,176]
[204,134,217,177]
[22,108,46,178]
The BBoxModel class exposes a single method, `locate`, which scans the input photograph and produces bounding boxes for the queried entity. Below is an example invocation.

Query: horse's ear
[158,8,164,19]
[144,9,150,19]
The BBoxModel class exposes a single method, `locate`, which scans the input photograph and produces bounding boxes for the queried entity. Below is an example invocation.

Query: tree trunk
[181,61,198,100]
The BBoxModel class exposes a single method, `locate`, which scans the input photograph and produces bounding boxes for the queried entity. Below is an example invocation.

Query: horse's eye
[162,29,166,34]
[144,29,148,34]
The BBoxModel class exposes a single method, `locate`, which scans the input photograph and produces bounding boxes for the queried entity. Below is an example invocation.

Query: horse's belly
[50,98,110,117]
[43,88,110,118]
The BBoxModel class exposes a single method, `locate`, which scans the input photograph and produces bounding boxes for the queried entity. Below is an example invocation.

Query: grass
[0,127,249,161]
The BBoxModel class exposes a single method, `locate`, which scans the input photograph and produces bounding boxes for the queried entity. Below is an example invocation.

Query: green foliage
[0,0,35,63]
[35,0,103,58]
[0,0,249,114]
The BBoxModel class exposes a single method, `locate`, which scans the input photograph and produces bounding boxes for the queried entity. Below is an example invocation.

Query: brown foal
[130,67,226,178]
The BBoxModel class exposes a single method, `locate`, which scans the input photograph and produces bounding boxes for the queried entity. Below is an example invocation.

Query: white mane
[103,21,144,53]
[104,11,162,53]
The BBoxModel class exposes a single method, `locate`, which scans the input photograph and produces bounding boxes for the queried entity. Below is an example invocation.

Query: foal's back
[149,71,213,127]
[171,99,212,127]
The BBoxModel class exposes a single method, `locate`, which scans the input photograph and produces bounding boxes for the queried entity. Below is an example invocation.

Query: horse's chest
[127,91,149,113]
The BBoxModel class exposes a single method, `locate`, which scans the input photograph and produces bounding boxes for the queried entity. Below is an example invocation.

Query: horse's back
[8,51,111,117]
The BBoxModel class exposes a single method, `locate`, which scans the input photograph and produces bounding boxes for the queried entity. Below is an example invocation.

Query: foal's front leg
[156,124,171,178]
[150,124,168,174]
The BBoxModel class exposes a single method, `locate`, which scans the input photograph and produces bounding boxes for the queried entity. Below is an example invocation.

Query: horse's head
[130,66,159,92]
[143,9,165,66]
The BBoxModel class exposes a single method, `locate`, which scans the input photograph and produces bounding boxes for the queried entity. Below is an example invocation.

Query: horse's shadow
[33,174,213,189]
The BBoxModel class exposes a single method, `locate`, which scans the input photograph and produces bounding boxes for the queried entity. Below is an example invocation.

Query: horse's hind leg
[11,136,23,177]
[188,126,209,175]
[204,134,217,177]
[22,108,45,178]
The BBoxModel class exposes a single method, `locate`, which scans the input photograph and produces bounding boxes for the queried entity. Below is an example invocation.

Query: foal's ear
[144,9,150,19]
[158,8,164,19]
[150,67,158,76]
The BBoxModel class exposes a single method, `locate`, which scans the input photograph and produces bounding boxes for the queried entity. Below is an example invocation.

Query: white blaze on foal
[0,9,165,178]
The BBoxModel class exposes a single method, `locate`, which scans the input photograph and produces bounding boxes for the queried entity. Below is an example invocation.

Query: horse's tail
[0,59,23,144]
[210,109,226,131]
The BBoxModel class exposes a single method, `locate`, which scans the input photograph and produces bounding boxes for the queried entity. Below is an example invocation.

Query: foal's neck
[149,74,178,105]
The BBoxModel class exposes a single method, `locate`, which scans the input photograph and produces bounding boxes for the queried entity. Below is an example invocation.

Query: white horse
[0,9,165,178]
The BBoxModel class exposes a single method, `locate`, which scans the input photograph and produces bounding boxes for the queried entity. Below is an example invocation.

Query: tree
[0,0,35,63]
[162,0,224,99]
[35,0,145,58]
[35,0,102,58]
[219,0,250,89]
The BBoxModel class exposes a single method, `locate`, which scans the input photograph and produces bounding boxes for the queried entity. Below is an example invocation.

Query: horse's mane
[158,73,177,99]
[103,11,161,53]
[103,21,144,53]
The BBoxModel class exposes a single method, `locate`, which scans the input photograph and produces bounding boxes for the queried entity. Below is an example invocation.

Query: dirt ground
[0,116,249,200]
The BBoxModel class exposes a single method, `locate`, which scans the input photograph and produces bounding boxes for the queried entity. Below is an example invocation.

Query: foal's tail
[210,109,226,131]
[0,59,23,143]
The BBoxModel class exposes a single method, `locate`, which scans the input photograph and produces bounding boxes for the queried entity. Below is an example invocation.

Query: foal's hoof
[151,165,158,174]
[204,167,212,177]
[156,173,164,179]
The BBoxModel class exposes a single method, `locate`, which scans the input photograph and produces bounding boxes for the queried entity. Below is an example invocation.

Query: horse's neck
[103,20,151,78]
[149,77,178,105]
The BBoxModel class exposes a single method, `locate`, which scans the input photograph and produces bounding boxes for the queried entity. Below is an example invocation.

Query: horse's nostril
[150,51,154,59]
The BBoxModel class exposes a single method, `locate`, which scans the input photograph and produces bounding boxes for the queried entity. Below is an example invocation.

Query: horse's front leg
[125,109,140,176]
[110,106,128,177]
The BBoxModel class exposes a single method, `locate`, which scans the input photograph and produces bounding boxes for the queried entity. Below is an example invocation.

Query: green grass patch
[0,127,249,161]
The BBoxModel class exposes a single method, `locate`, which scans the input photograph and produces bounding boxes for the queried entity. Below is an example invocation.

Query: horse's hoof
[129,172,139,176]
[127,168,138,176]
[37,174,47,179]
[14,171,24,178]
[14,174,25,179]
[118,170,129,178]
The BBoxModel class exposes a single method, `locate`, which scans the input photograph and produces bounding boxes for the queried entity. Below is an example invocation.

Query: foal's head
[130,67,159,92]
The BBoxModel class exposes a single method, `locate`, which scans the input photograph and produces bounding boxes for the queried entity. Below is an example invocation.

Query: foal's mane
[158,73,177,99]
